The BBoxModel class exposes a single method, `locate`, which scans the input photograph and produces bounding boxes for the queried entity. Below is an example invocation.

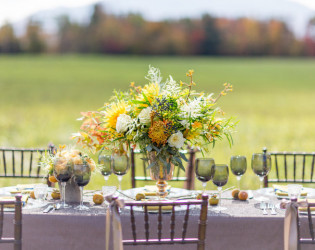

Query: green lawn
[1,55,315,191]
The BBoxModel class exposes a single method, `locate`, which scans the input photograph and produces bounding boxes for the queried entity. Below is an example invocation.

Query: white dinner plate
[256,187,315,199]
[121,187,192,200]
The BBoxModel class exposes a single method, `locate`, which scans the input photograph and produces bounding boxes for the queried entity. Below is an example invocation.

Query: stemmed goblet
[34,184,48,206]
[73,163,91,210]
[54,158,73,208]
[230,155,247,189]
[251,152,271,202]
[112,152,130,191]
[211,164,229,212]
[195,158,215,194]
[98,153,112,185]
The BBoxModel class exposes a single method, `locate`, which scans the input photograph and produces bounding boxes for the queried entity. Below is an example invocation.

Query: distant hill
[13,0,315,38]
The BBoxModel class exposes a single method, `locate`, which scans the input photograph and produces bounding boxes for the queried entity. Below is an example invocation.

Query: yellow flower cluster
[148,121,170,146]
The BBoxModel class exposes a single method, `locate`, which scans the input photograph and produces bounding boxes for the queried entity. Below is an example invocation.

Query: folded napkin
[16,184,38,189]
[0,195,29,208]
[298,199,315,211]
[10,188,32,195]
[273,185,307,197]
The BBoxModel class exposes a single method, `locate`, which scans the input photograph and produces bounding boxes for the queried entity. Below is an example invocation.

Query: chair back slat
[158,206,162,240]
[170,205,175,241]
[311,156,315,181]
[12,151,15,176]
[144,205,149,241]
[129,205,137,242]
[302,155,306,183]
[36,151,43,177]
[29,151,33,177]
[2,151,7,176]
[130,150,136,189]
[20,151,24,176]
[275,155,279,181]
[123,195,208,249]
[284,154,288,181]
[182,204,190,240]
[293,155,296,182]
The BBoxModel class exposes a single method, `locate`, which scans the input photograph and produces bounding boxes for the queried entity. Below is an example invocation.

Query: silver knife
[43,205,54,213]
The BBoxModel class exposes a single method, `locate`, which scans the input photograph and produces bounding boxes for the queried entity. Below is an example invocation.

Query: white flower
[138,107,152,125]
[168,132,186,149]
[116,114,132,133]
[180,120,190,129]
[181,98,202,119]
[161,76,181,96]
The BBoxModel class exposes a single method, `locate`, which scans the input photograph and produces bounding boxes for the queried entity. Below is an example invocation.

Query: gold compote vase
[148,151,174,199]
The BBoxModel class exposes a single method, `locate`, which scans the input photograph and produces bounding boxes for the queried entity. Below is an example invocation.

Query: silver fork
[260,202,268,215]
[268,203,277,215]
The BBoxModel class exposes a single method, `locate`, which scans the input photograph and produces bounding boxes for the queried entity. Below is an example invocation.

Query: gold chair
[122,194,208,250]
[0,144,55,186]
[262,148,315,187]
[0,195,22,250]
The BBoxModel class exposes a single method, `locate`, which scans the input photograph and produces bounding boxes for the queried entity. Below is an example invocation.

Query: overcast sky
[0,0,315,26]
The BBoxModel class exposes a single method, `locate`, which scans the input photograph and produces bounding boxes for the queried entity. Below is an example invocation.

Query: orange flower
[192,121,202,129]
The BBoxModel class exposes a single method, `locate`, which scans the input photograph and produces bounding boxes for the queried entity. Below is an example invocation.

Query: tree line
[0,4,315,56]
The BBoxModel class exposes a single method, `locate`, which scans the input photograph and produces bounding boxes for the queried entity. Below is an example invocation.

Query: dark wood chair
[0,144,55,186]
[296,202,315,249]
[122,194,208,250]
[0,195,22,250]
[262,148,315,187]
[130,148,198,190]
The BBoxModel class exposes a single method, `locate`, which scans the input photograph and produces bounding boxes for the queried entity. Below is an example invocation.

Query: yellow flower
[184,129,200,140]
[148,121,170,146]
[186,69,194,77]
[104,101,128,131]
[137,83,160,106]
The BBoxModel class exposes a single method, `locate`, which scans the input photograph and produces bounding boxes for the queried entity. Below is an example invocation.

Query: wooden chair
[130,148,198,190]
[0,195,22,250]
[122,194,208,250]
[296,202,315,249]
[0,144,55,186]
[262,148,315,187]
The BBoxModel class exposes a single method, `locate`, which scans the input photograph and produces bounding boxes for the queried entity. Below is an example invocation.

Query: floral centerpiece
[73,66,235,197]
[41,145,96,203]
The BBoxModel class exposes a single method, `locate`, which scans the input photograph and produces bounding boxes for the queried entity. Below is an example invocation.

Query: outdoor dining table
[2,187,314,250]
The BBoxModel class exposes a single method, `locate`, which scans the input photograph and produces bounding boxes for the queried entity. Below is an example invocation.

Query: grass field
[1,55,315,191]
